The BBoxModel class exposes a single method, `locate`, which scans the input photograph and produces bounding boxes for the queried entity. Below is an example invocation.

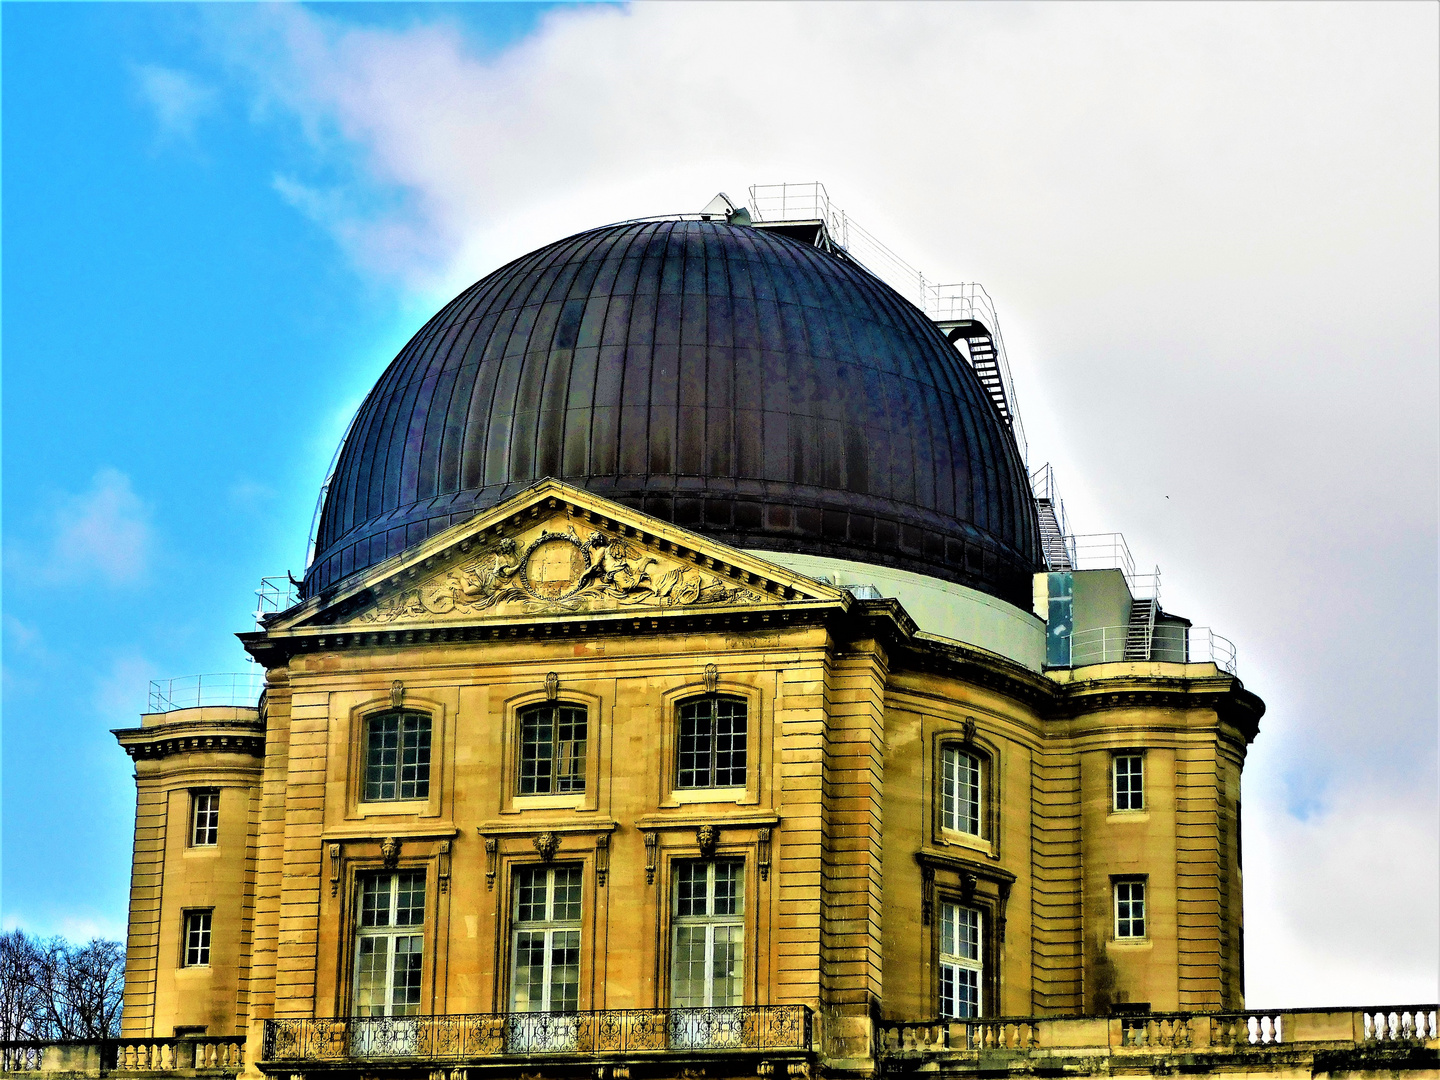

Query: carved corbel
[533,832,560,862]
[644,831,658,885]
[381,837,400,869]
[329,843,342,896]
[758,828,772,881]
[595,834,610,887]
[921,864,936,926]
[961,716,977,746]
[997,880,1012,942]
[391,681,405,708]
[960,870,977,903]
[438,840,451,894]
[484,837,498,891]
[703,663,719,693]
[696,824,718,858]
[545,672,560,701]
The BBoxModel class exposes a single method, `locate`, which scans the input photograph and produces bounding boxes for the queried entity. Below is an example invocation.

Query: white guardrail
[148,672,265,713]
[1069,626,1237,675]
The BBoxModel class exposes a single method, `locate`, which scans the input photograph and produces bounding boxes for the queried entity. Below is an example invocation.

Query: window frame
[932,728,998,854]
[674,694,749,792]
[669,859,746,1008]
[1112,753,1145,813]
[361,710,433,804]
[516,702,589,796]
[939,745,983,837]
[1113,877,1148,940]
[937,900,984,1019]
[352,870,428,1018]
[190,789,220,848]
[181,910,213,968]
[509,863,584,1014]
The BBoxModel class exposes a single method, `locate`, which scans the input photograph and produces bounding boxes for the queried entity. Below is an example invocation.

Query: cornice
[477,818,620,837]
[916,849,1018,886]
[113,720,266,761]
[635,810,780,831]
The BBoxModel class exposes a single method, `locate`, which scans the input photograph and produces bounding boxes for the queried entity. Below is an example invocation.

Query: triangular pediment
[269,481,847,634]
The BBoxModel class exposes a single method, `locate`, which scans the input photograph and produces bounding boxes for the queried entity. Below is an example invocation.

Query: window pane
[712,924,744,1006]
[395,872,426,926]
[519,706,554,794]
[391,935,424,1014]
[192,792,219,847]
[516,868,548,923]
[1116,881,1146,938]
[713,862,743,916]
[549,929,581,1011]
[552,867,584,922]
[184,912,212,967]
[1114,756,1143,811]
[399,715,431,800]
[556,706,587,793]
[355,937,390,1017]
[713,698,747,786]
[939,903,982,1019]
[511,930,547,1011]
[675,863,705,917]
[670,925,708,1007]
[365,716,399,800]
[360,875,391,928]
[942,747,981,835]
[677,700,711,788]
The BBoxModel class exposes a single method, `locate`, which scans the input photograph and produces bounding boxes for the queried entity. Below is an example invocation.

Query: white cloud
[202,1,1439,1004]
[37,468,153,587]
[134,63,216,141]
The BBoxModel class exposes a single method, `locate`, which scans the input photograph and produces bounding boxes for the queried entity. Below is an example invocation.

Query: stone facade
[98,480,1395,1080]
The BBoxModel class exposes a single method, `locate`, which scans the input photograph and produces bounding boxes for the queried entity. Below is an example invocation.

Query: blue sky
[3,2,1436,1002]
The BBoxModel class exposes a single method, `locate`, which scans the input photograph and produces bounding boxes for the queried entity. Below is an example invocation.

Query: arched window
[363,711,431,802]
[676,695,747,789]
[939,745,982,836]
[517,703,588,794]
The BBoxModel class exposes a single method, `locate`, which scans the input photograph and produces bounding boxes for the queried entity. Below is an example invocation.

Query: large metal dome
[306,218,1042,605]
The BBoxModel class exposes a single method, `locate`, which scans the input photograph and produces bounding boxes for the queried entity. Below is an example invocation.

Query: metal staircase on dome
[746,182,1027,462]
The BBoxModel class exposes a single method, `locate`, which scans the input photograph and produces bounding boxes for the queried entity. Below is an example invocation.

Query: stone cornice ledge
[635,810,780,831]
[477,818,620,837]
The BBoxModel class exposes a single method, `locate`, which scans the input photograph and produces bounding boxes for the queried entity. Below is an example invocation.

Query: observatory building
[107,188,1435,1080]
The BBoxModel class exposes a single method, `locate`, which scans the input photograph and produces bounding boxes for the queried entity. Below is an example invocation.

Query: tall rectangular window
[364,712,431,802]
[671,861,745,1008]
[511,866,582,1012]
[938,902,982,1019]
[677,696,747,789]
[1114,879,1147,939]
[191,790,219,847]
[182,911,212,968]
[354,872,426,1016]
[518,704,588,794]
[1113,754,1144,811]
[940,746,982,836]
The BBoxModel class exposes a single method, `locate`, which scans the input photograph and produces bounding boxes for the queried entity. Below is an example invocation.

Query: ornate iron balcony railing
[262,1006,812,1063]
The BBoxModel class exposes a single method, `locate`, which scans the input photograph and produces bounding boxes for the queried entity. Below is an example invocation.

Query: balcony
[877,1005,1438,1076]
[261,1006,811,1068]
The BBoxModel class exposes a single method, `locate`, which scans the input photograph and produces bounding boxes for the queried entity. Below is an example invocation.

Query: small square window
[1114,880,1147,939]
[191,791,219,847]
[1113,755,1143,811]
[183,911,212,967]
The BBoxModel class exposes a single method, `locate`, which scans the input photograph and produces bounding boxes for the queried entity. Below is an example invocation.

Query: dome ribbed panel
[308,220,1041,605]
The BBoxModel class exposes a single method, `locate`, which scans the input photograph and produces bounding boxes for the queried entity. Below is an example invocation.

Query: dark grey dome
[306,219,1041,606]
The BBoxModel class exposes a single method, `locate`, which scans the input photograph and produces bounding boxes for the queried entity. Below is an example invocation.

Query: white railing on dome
[1068,626,1237,674]
[255,575,300,627]
[1064,532,1162,601]
[148,673,265,713]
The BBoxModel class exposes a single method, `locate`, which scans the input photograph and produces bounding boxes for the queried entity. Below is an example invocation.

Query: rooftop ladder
[1123,598,1159,661]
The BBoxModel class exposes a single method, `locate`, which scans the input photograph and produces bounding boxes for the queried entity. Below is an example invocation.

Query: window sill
[182,846,221,858]
[937,830,994,858]
[356,799,430,817]
[668,787,748,805]
[1108,938,1153,950]
[511,793,586,811]
[1107,810,1150,822]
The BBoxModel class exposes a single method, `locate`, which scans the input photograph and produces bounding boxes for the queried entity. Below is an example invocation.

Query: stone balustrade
[876,1005,1439,1076]
[0,1038,243,1078]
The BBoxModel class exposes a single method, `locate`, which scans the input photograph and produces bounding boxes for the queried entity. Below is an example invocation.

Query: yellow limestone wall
[124,634,1251,1057]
